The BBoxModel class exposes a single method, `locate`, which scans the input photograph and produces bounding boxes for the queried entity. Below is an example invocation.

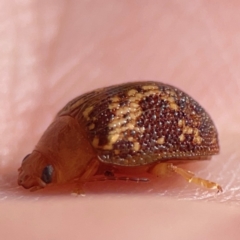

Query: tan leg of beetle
[72,158,100,195]
[149,163,222,192]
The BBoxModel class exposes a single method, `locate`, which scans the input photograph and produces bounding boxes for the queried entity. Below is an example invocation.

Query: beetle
[18,81,222,193]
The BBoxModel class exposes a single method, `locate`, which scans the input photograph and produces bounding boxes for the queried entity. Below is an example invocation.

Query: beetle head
[18,151,55,191]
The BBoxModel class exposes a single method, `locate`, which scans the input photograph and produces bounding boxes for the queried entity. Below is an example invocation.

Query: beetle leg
[89,176,149,182]
[108,176,149,182]
[149,163,222,192]
[171,164,223,192]
[103,170,149,182]
[72,158,100,195]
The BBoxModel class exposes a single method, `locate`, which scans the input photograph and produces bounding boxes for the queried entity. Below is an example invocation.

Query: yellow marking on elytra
[142,85,158,90]
[109,134,120,144]
[128,94,143,103]
[179,134,185,142]
[178,119,184,127]
[167,90,177,97]
[100,89,146,149]
[96,83,202,151]
[108,103,120,110]
[128,137,134,141]
[127,89,138,96]
[103,144,113,150]
[193,129,202,145]
[178,118,203,145]
[166,96,178,110]
[116,106,129,115]
[169,102,178,110]
[168,97,175,102]
[83,106,94,120]
[193,136,202,145]
[111,96,120,102]
[133,142,140,151]
[157,137,165,144]
[143,90,160,97]
[183,126,193,134]
[109,118,127,128]
[126,123,135,129]
[129,102,139,108]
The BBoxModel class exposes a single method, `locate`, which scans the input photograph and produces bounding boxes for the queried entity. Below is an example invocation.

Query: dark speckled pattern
[57,81,219,166]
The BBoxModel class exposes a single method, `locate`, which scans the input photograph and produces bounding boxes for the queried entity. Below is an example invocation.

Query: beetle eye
[41,165,54,184]
[22,154,30,163]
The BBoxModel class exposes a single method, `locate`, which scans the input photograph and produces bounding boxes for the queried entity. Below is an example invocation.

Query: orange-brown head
[18,151,55,190]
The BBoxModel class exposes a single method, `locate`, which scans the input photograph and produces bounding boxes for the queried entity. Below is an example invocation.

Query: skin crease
[1,0,240,239]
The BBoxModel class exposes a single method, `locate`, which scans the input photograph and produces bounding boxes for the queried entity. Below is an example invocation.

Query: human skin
[1,1,240,239]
